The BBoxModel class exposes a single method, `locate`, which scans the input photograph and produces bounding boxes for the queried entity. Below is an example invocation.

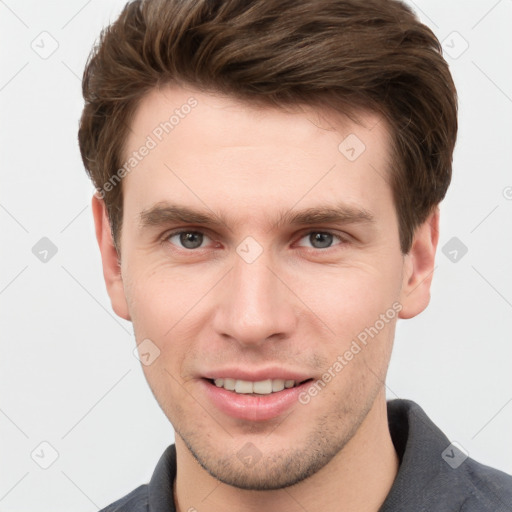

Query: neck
[173,392,398,512]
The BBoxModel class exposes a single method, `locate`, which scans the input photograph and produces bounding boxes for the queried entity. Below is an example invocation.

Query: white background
[1,0,511,510]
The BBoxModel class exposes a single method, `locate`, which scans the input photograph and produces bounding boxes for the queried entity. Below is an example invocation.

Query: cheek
[124,263,219,388]
[293,262,402,337]
[291,262,401,391]
[124,261,205,338]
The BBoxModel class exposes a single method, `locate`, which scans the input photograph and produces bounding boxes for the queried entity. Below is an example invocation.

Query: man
[78,0,512,510]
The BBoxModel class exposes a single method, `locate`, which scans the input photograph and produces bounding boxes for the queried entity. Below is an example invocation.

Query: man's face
[97,85,431,490]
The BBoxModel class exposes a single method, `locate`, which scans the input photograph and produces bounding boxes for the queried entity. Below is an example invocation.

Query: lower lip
[200,379,312,422]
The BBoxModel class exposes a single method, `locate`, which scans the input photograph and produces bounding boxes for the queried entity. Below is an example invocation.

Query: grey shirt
[100,399,512,511]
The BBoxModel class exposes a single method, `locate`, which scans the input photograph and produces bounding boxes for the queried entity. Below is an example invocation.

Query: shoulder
[383,399,512,511]
[98,484,149,512]
[97,444,177,511]
[458,457,512,511]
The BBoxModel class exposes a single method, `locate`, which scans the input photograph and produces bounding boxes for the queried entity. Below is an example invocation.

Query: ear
[398,207,440,319]
[91,194,131,321]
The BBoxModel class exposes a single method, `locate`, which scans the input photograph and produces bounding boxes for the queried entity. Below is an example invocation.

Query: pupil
[311,232,332,249]
[180,232,203,249]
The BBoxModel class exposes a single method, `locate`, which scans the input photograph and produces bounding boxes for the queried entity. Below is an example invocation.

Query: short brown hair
[78,0,457,254]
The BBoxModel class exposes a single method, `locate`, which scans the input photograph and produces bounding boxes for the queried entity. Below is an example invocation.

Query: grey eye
[307,232,334,249]
[168,231,207,249]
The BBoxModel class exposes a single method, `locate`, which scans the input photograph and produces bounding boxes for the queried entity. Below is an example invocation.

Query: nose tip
[212,255,297,347]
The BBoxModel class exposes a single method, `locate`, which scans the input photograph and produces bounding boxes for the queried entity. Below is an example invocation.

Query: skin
[93,84,439,512]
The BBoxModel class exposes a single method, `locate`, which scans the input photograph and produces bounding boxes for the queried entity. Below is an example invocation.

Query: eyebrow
[139,202,375,231]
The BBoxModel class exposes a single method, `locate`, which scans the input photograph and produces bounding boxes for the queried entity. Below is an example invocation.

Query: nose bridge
[213,247,296,345]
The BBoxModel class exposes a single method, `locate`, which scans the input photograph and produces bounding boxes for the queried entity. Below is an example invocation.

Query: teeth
[235,380,253,394]
[253,379,272,394]
[223,378,235,391]
[213,378,299,394]
[272,379,285,392]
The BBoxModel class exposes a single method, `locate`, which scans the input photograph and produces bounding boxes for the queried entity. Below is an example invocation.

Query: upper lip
[201,367,312,383]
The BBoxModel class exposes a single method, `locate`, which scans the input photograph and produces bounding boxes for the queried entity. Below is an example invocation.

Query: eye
[165,230,212,250]
[162,229,348,251]
[296,231,347,249]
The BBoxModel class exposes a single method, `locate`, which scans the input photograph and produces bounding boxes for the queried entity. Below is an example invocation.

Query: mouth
[206,377,313,395]
[200,377,315,421]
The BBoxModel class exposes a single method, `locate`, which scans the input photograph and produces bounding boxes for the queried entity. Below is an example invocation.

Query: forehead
[121,85,395,229]
[126,85,389,155]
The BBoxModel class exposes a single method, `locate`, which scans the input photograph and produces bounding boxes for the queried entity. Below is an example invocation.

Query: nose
[212,250,298,347]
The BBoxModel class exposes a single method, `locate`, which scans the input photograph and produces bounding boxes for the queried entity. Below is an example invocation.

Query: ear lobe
[398,207,440,319]
[91,194,131,321]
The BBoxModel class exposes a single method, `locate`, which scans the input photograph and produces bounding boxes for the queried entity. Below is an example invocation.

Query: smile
[202,377,314,421]
[211,377,309,394]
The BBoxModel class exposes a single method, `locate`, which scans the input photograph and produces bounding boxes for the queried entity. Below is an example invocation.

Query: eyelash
[160,229,350,251]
